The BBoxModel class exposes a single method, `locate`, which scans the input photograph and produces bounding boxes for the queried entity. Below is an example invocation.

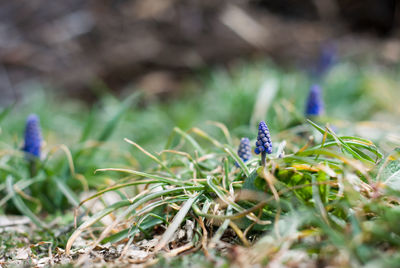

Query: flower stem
[29,160,38,177]
[261,152,266,167]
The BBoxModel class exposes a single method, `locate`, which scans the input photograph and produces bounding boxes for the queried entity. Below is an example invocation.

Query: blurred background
[1,0,400,103]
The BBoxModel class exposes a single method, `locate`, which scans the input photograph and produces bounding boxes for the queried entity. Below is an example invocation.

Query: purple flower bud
[22,114,42,158]
[237,137,252,163]
[255,121,272,155]
[305,84,324,117]
[314,44,337,77]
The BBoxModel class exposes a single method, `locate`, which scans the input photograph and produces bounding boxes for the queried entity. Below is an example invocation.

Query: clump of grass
[63,116,400,266]
[0,92,140,224]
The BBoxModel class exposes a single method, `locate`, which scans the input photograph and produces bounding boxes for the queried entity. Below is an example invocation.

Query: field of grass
[1,58,400,267]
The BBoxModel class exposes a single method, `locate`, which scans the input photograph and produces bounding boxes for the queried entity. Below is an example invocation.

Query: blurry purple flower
[237,137,252,164]
[314,44,337,77]
[22,114,42,158]
[305,84,324,117]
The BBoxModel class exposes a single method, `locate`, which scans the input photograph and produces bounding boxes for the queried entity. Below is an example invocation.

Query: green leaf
[55,177,81,208]
[155,194,200,251]
[102,215,164,244]
[207,176,252,214]
[224,147,250,177]
[79,107,97,142]
[6,175,46,229]
[98,91,141,142]
[96,168,190,186]
[79,180,157,205]
[307,120,376,162]
[173,127,204,155]
[384,160,400,191]
[242,169,265,192]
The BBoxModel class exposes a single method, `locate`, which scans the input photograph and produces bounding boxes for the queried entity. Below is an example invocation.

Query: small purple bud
[254,121,272,155]
[236,137,252,166]
[22,114,42,158]
[305,84,324,117]
[314,43,337,77]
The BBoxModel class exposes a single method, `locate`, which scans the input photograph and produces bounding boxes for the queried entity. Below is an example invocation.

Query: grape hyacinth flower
[236,137,251,165]
[22,114,42,158]
[254,121,272,166]
[314,44,337,78]
[305,84,324,117]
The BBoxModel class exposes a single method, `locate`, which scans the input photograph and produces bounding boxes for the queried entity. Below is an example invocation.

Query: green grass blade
[124,138,177,178]
[173,127,204,155]
[154,194,201,251]
[79,107,97,142]
[207,176,252,215]
[224,147,250,177]
[98,91,141,142]
[96,168,191,186]
[79,180,158,206]
[307,120,374,162]
[6,175,46,229]
[102,216,165,244]
[55,178,82,208]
